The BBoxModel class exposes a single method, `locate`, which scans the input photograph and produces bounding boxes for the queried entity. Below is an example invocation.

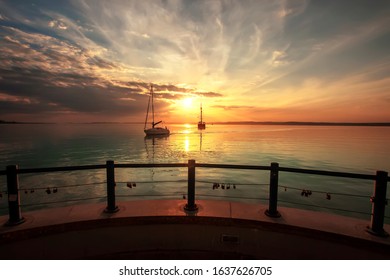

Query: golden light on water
[184,137,190,152]
[175,124,195,152]
[180,123,192,134]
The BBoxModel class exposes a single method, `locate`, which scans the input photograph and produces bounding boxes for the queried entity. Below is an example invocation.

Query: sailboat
[197,103,206,130]
[144,84,170,136]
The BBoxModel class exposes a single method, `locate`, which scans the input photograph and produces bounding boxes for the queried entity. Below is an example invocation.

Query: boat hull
[198,122,206,130]
[144,127,170,136]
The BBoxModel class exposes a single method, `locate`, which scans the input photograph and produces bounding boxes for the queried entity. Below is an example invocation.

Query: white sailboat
[144,84,170,136]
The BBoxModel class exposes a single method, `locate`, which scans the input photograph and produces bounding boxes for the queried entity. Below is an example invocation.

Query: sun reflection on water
[184,137,190,152]
[180,123,192,134]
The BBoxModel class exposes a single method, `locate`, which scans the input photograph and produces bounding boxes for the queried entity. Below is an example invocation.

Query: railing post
[105,160,119,213]
[265,162,281,218]
[6,165,25,225]
[368,170,388,237]
[184,159,198,213]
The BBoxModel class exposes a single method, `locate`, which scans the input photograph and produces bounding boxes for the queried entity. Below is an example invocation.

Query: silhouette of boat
[144,84,170,136]
[197,103,206,130]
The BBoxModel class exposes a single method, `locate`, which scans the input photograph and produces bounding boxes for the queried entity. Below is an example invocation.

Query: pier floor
[1,200,389,259]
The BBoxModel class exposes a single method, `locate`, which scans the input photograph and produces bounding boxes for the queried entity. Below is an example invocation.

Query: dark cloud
[0,60,222,119]
[149,84,223,99]
[153,84,190,93]
[193,91,223,98]
[0,66,149,116]
[86,56,116,69]
[0,25,155,119]
[153,92,178,100]
[0,99,60,114]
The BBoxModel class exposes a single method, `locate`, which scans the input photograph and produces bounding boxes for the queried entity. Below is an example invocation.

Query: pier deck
[1,200,389,259]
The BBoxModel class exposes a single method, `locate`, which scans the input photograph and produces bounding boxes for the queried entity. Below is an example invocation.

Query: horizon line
[2,120,390,126]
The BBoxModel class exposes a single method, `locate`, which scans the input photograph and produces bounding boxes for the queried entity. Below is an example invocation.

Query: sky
[0,0,389,124]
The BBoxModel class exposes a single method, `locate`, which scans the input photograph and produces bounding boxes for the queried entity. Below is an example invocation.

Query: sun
[182,97,193,108]
[172,96,198,122]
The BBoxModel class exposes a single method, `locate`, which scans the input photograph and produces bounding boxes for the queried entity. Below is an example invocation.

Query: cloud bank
[0,0,389,122]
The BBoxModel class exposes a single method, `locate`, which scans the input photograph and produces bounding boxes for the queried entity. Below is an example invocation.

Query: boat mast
[197,100,206,130]
[144,94,150,130]
[200,102,203,123]
[151,84,155,128]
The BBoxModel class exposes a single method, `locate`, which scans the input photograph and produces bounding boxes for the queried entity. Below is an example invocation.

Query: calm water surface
[0,123,389,222]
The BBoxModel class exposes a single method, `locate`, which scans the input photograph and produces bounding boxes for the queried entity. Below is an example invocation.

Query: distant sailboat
[144,84,170,136]
[197,102,206,130]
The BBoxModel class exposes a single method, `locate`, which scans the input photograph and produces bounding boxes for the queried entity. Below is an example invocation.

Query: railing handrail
[116,163,188,168]
[0,162,387,181]
[1,160,388,237]
[18,164,106,174]
[278,166,377,180]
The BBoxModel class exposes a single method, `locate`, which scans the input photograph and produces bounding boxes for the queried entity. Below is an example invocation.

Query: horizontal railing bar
[17,164,106,174]
[279,166,376,180]
[1,159,389,234]
[196,163,269,170]
[115,163,188,168]
[0,162,388,182]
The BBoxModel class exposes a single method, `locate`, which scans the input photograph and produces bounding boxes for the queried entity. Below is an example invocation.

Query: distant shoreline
[0,121,56,124]
[1,120,390,126]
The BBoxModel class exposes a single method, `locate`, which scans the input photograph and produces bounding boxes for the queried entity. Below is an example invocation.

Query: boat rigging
[144,84,170,136]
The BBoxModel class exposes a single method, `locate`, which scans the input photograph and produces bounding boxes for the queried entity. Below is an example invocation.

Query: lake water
[0,123,389,223]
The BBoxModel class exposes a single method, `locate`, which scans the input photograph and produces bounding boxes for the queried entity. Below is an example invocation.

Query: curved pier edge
[0,200,389,259]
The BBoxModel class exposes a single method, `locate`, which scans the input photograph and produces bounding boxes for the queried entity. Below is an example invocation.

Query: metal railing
[1,160,388,237]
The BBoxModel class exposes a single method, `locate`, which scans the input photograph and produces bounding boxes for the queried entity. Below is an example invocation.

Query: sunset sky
[0,0,389,124]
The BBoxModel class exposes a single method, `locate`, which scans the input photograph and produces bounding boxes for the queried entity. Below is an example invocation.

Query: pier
[0,160,389,259]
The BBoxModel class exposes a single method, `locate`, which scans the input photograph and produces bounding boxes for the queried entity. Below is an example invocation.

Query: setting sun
[182,97,193,109]
[170,97,206,124]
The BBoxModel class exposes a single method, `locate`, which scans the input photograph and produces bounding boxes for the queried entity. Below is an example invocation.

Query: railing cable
[278,199,372,216]
[18,181,106,191]
[279,185,371,199]
[20,196,107,207]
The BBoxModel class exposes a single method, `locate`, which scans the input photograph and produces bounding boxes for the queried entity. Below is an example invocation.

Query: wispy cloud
[213,105,255,110]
